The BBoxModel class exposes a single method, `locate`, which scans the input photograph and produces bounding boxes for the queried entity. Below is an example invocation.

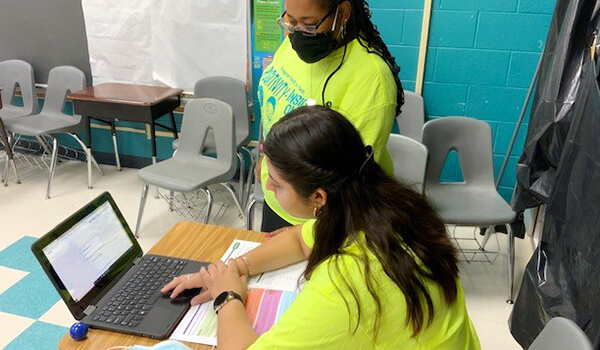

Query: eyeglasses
[276,5,339,37]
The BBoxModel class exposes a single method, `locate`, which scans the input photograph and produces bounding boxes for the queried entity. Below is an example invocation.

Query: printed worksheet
[170,240,306,345]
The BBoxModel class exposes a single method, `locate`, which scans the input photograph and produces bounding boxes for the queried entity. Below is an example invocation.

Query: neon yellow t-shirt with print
[258,37,397,225]
[247,220,481,350]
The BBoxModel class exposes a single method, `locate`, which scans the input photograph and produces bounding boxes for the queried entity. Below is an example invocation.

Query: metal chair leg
[168,190,174,211]
[480,225,494,250]
[221,182,245,219]
[240,146,254,207]
[2,153,9,184]
[237,151,245,206]
[135,183,150,238]
[506,223,515,304]
[202,187,213,224]
[10,159,21,185]
[111,121,122,171]
[46,137,59,199]
[245,197,257,230]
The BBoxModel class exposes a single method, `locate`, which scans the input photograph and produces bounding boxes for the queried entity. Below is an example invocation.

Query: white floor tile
[0,267,28,295]
[0,311,35,349]
[38,300,77,328]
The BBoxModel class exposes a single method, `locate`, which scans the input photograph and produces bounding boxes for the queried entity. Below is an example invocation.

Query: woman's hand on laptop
[161,272,211,306]
[200,259,248,302]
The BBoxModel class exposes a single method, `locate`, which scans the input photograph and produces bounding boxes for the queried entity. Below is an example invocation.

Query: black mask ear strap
[322,43,348,106]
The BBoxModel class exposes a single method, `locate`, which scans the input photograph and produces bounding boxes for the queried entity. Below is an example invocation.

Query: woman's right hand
[161,271,212,306]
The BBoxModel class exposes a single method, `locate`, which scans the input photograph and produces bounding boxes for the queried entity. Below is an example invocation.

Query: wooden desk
[68,83,183,167]
[58,222,266,350]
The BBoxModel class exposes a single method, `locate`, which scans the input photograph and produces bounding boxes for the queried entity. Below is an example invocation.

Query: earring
[313,205,322,217]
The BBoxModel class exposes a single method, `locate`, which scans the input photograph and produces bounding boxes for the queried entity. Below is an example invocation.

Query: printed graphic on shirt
[259,65,309,137]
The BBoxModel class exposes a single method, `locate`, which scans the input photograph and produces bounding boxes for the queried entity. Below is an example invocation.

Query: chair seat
[138,157,233,193]
[0,107,32,120]
[4,113,82,136]
[426,184,516,226]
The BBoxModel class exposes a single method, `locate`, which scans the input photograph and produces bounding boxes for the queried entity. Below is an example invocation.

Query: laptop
[31,192,208,339]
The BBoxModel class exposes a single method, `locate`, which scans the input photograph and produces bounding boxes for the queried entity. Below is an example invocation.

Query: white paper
[81,0,248,91]
[170,239,306,345]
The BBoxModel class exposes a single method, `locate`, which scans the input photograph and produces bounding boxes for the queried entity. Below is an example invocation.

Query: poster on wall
[251,0,283,135]
[81,0,248,92]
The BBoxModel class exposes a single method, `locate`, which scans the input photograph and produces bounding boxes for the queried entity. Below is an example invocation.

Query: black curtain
[510,0,600,348]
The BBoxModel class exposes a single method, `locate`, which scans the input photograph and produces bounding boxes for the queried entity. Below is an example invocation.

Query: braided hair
[320,0,405,115]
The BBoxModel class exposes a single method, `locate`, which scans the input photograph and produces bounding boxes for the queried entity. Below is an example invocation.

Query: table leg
[169,111,178,140]
[151,122,159,198]
[111,120,122,171]
[86,116,92,148]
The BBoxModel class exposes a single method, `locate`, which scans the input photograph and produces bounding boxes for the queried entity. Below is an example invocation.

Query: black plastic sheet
[509,0,600,348]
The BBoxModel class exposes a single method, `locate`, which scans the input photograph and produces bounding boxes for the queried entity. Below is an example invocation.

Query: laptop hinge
[134,257,142,265]
[84,304,97,316]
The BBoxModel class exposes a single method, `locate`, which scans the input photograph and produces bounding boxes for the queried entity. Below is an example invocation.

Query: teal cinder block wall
[371,0,555,201]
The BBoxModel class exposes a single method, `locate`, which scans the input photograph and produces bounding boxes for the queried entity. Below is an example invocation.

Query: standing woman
[256,0,404,232]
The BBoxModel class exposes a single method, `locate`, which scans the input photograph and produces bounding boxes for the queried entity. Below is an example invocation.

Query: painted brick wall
[371,0,555,201]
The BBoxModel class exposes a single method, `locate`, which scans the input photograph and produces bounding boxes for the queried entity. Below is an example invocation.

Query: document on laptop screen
[42,201,133,302]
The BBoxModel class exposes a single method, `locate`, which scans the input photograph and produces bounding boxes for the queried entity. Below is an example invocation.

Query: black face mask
[289,31,338,64]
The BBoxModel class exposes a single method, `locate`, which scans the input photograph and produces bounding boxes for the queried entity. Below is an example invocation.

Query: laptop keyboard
[92,256,188,328]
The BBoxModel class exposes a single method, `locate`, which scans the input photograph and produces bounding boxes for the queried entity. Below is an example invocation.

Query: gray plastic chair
[245,146,264,230]
[135,98,244,237]
[3,66,103,199]
[529,317,593,350]
[172,77,252,205]
[396,91,425,142]
[0,60,39,121]
[422,117,517,303]
[387,133,428,194]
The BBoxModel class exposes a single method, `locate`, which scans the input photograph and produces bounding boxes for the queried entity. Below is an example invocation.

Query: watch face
[215,291,229,306]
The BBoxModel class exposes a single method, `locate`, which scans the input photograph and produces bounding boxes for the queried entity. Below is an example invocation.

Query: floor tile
[0,266,28,295]
[0,311,35,350]
[4,320,69,350]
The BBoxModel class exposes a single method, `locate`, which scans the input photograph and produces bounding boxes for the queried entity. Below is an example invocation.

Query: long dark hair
[263,106,459,337]
[320,0,405,115]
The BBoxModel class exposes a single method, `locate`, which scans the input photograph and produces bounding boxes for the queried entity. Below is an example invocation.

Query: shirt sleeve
[301,219,317,249]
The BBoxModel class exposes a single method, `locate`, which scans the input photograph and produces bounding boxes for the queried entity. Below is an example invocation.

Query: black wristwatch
[214,291,243,314]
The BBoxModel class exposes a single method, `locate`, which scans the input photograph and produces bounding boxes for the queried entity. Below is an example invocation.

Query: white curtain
[81,0,248,92]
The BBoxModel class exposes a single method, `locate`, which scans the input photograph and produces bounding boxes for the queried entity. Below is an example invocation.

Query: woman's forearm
[236,225,310,276]
[217,299,258,350]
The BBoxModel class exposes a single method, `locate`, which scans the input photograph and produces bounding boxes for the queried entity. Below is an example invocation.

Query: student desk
[68,83,183,169]
[58,222,266,350]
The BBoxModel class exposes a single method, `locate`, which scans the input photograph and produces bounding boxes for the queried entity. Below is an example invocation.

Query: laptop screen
[31,192,143,320]
[42,201,133,302]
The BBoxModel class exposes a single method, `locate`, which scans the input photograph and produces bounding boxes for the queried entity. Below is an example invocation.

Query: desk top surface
[68,83,183,106]
[58,222,266,350]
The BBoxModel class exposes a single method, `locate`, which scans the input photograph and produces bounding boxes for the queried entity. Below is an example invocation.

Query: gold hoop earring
[313,205,322,217]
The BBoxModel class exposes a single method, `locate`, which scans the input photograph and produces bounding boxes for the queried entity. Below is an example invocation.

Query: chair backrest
[396,91,424,142]
[422,117,495,189]
[387,134,428,193]
[194,76,250,148]
[0,60,39,116]
[42,66,85,119]
[177,98,237,178]
[529,317,593,350]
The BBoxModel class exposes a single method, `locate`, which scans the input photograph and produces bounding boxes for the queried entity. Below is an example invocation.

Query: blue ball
[70,322,88,341]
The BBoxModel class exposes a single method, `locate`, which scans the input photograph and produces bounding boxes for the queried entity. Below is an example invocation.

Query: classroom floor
[0,159,535,349]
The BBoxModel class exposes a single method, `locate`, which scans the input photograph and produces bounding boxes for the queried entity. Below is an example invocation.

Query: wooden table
[68,83,183,169]
[58,222,266,350]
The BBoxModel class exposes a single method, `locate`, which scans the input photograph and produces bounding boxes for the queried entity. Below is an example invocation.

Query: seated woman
[163,106,480,350]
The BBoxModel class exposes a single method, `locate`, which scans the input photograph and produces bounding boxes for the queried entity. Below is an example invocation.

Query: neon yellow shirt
[258,37,397,225]
[248,220,481,350]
